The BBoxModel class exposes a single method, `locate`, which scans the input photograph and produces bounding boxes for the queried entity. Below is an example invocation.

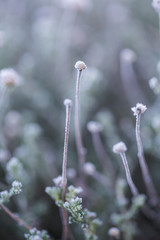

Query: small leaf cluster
[111,194,146,225]
[0,180,22,204]
[25,228,51,240]
[111,194,146,239]
[46,179,102,240]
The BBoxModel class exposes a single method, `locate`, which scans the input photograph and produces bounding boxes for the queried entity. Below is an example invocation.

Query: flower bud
[75,61,87,71]
[112,142,127,154]
[0,68,20,87]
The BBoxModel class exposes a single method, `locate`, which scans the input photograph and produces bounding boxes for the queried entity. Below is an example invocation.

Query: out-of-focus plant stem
[136,112,158,206]
[0,203,32,230]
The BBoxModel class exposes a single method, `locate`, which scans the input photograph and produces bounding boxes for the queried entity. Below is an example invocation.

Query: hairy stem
[61,102,72,240]
[136,112,158,206]
[0,204,31,230]
[120,152,139,197]
[75,70,85,177]
[62,103,72,201]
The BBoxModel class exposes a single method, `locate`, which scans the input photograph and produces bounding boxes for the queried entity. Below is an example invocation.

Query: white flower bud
[75,61,87,71]
[64,98,72,107]
[84,162,96,175]
[112,142,127,154]
[11,180,22,195]
[131,103,147,116]
[87,121,103,133]
[108,227,120,239]
[63,201,70,208]
[152,0,160,13]
[0,68,21,87]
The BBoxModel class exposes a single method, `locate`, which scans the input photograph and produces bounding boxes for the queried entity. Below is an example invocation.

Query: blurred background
[0,0,160,239]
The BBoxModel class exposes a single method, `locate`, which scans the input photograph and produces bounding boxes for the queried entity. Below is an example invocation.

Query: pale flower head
[131,103,147,116]
[64,98,72,107]
[87,121,103,133]
[84,162,96,175]
[75,61,87,71]
[112,142,127,154]
[152,0,160,13]
[0,68,21,87]
[108,227,120,239]
[149,77,158,89]
[120,48,136,63]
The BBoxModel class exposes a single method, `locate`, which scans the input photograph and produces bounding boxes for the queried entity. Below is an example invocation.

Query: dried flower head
[120,48,137,62]
[108,227,120,239]
[131,103,147,116]
[112,142,127,154]
[152,0,160,13]
[0,68,20,87]
[64,98,72,107]
[87,121,103,133]
[75,61,87,71]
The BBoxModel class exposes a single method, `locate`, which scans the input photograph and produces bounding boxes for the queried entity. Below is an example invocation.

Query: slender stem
[75,70,85,176]
[159,13,160,36]
[61,102,72,240]
[92,132,114,177]
[0,204,32,230]
[136,112,158,206]
[62,103,71,201]
[120,152,139,197]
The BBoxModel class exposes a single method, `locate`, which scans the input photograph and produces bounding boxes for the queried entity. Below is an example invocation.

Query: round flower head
[84,162,96,175]
[64,98,72,107]
[131,103,147,116]
[149,77,158,89]
[108,227,120,239]
[75,61,87,71]
[112,142,127,154]
[0,68,20,87]
[152,0,160,13]
[87,121,103,133]
[120,48,136,63]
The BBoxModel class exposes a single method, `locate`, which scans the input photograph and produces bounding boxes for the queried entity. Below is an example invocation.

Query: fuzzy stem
[136,112,158,206]
[62,103,72,201]
[120,152,139,197]
[159,13,160,36]
[60,208,69,240]
[75,70,85,177]
[0,204,32,230]
[61,102,72,240]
